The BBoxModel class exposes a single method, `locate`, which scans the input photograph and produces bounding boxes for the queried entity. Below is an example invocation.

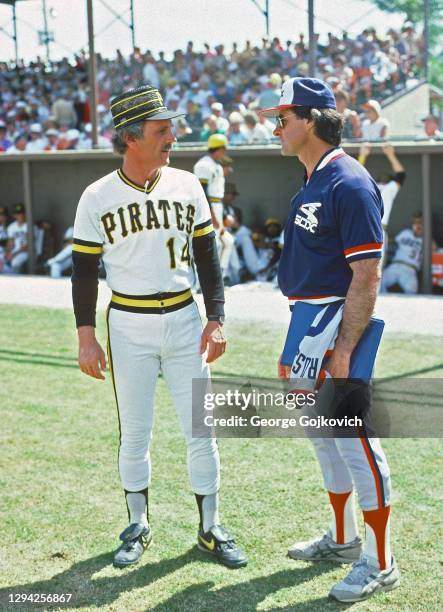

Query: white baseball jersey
[193,155,224,226]
[7,221,28,254]
[378,180,399,228]
[393,228,422,270]
[73,166,214,294]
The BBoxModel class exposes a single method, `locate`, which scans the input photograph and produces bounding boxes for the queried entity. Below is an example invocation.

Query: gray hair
[112,121,145,154]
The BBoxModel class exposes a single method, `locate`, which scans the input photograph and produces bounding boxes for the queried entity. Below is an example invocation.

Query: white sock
[125,492,148,527]
[202,493,220,532]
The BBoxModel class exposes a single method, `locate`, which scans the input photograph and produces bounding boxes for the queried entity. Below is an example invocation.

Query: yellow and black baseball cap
[110,85,184,129]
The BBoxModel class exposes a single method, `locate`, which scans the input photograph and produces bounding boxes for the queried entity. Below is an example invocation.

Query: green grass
[0,305,442,611]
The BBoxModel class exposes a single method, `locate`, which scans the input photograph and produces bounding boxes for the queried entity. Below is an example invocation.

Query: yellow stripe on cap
[193,224,214,238]
[73,244,103,255]
[111,289,192,309]
[114,105,168,128]
[110,89,164,110]
[112,95,164,120]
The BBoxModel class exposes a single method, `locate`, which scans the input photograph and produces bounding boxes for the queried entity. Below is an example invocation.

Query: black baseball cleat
[197,525,248,568]
[113,522,152,568]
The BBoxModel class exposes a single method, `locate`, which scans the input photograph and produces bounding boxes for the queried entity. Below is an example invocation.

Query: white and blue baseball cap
[260,77,336,117]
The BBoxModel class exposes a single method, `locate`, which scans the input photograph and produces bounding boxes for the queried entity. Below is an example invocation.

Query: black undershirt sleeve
[71,252,101,327]
[394,171,406,186]
[192,233,225,318]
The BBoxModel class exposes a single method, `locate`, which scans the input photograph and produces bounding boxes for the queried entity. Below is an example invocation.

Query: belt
[110,288,194,314]
[392,261,418,271]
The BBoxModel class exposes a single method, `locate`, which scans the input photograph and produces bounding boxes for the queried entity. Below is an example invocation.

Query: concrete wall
[382,83,430,139]
[1,143,442,248]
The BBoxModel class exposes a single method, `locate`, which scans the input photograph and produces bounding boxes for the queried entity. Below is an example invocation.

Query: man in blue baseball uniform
[261,78,400,603]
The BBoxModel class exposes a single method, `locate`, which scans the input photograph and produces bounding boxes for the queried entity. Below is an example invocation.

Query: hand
[323,350,350,380]
[381,142,395,157]
[78,326,106,380]
[359,143,371,158]
[200,321,226,363]
[278,354,291,379]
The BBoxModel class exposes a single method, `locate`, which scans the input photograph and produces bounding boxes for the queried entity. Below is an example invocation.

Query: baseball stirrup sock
[195,493,220,532]
[363,506,391,570]
[328,491,359,544]
[125,488,149,527]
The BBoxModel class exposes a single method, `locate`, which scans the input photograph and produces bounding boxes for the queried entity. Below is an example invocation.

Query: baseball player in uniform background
[193,134,235,282]
[261,77,400,603]
[72,85,247,569]
[5,203,36,274]
[382,213,429,294]
[358,142,406,266]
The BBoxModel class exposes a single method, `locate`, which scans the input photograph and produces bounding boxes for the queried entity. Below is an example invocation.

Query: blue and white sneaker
[288,530,362,564]
[329,555,400,602]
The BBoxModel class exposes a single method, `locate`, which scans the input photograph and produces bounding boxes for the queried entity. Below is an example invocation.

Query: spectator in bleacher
[199,114,225,141]
[258,73,282,109]
[44,128,59,151]
[0,120,12,151]
[175,118,195,143]
[242,113,270,144]
[361,99,389,140]
[27,123,46,152]
[46,226,74,278]
[335,89,361,139]
[211,102,230,132]
[421,115,442,141]
[185,100,203,130]
[51,92,77,128]
[227,112,247,144]
[5,133,28,154]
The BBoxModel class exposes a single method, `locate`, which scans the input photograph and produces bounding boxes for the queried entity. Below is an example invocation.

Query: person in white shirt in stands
[241,113,270,144]
[361,99,389,141]
[211,102,230,132]
[358,142,406,266]
[227,112,247,145]
[381,213,434,294]
[46,226,74,278]
[421,115,443,141]
[5,133,28,154]
[27,123,46,152]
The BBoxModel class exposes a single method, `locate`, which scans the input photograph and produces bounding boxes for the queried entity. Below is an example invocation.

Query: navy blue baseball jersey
[278,148,383,305]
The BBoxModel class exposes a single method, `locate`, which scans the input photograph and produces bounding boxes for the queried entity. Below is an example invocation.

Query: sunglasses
[275,114,292,128]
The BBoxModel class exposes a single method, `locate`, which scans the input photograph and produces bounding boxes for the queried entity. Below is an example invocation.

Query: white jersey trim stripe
[316,147,346,171]
[345,248,382,258]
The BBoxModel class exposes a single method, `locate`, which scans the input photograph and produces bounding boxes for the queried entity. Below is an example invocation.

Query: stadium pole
[22,160,36,274]
[421,153,432,293]
[12,1,18,65]
[424,0,429,82]
[42,0,50,62]
[130,0,135,49]
[308,0,316,77]
[265,0,269,36]
[87,0,98,148]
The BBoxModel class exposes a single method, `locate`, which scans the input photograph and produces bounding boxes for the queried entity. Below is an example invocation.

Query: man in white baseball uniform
[381,213,424,294]
[358,143,406,266]
[193,134,235,281]
[5,203,36,273]
[72,85,247,569]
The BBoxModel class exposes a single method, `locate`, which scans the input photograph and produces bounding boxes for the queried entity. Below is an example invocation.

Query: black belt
[110,288,194,314]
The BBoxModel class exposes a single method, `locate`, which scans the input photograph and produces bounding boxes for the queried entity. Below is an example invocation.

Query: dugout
[0,142,442,292]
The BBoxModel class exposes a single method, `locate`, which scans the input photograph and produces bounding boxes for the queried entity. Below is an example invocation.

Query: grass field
[0,304,442,611]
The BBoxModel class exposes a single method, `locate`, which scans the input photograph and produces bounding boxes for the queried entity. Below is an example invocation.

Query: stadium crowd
[0,23,429,152]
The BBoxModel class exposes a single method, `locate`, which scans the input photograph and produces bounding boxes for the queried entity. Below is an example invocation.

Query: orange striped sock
[363,506,391,570]
[328,491,359,544]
